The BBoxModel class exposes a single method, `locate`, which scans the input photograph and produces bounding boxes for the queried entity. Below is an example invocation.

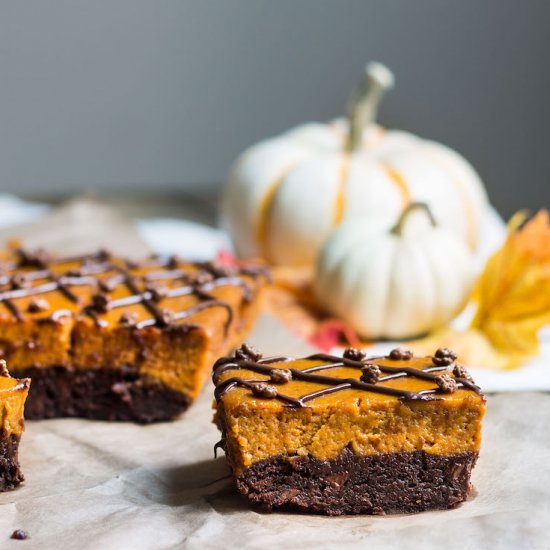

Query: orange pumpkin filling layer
[214,346,485,476]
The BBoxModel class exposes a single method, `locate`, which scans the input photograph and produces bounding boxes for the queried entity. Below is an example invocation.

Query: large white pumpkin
[314,202,476,339]
[222,62,488,267]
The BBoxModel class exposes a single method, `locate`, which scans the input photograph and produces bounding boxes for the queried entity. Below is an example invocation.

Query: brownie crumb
[388,347,413,360]
[251,382,278,399]
[360,363,381,384]
[343,348,366,361]
[270,368,292,384]
[235,343,263,362]
[10,530,28,540]
[435,374,458,393]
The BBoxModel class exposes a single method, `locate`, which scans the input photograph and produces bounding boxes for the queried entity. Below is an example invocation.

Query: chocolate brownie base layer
[0,434,24,492]
[235,448,478,515]
[11,366,190,424]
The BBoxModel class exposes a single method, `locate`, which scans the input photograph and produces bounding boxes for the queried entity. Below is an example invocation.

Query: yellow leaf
[469,210,550,365]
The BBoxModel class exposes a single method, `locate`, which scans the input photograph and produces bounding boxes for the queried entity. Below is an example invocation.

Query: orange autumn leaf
[470,210,550,366]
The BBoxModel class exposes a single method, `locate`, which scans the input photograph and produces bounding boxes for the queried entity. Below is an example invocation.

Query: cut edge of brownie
[0,434,24,492]
[235,448,478,516]
[11,366,191,424]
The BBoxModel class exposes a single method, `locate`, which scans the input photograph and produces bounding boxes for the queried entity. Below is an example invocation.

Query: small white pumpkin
[222,62,488,267]
[314,202,476,340]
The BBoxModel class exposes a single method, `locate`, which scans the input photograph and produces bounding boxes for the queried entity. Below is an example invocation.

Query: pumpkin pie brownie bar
[0,360,30,491]
[0,248,267,423]
[213,345,485,515]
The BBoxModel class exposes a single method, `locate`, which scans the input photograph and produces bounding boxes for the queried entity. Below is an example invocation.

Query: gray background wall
[0,0,549,217]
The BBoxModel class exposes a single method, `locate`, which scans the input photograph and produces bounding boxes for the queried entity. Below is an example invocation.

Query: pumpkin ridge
[382,164,411,207]
[255,162,301,262]
[333,154,351,226]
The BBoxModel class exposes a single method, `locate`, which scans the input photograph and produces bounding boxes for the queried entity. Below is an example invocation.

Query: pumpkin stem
[346,61,395,152]
[391,202,437,236]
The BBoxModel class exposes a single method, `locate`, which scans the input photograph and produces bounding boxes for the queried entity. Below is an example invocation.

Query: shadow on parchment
[155,456,253,514]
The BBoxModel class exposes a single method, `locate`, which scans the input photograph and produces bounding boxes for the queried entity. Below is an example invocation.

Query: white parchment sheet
[1,316,549,550]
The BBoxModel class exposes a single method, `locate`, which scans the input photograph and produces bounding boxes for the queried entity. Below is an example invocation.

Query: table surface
[1,316,549,550]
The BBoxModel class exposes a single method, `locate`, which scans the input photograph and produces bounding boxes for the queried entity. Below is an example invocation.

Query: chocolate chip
[11,274,30,290]
[192,271,214,286]
[10,529,29,540]
[17,247,51,268]
[235,343,263,362]
[202,261,238,279]
[27,298,50,314]
[343,348,366,361]
[388,347,413,360]
[432,347,458,366]
[166,255,180,270]
[452,364,474,382]
[435,374,458,393]
[0,360,10,377]
[146,284,168,302]
[91,293,110,313]
[99,279,117,293]
[270,368,292,384]
[251,382,278,399]
[360,363,381,384]
[125,259,141,270]
[119,311,138,327]
[157,309,176,327]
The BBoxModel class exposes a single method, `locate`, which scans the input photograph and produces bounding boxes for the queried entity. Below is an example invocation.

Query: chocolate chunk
[343,348,366,361]
[17,247,51,268]
[433,347,458,367]
[157,308,176,327]
[202,261,237,279]
[119,311,138,327]
[11,274,30,290]
[251,382,278,399]
[192,271,214,286]
[270,368,292,384]
[99,279,117,293]
[235,343,263,362]
[146,284,168,302]
[388,347,413,360]
[435,374,458,393]
[27,298,50,314]
[452,364,474,382]
[360,363,381,384]
[91,293,110,313]
[0,360,10,377]
[66,267,83,277]
[10,529,28,540]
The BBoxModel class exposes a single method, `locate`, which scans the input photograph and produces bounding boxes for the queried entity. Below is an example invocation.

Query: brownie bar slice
[213,345,485,515]
[0,248,267,423]
[0,360,30,492]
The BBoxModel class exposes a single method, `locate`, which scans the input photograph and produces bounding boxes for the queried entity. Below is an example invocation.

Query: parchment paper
[0,201,549,549]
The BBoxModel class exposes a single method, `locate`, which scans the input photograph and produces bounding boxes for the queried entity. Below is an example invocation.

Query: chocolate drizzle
[213,346,484,407]
[0,249,268,334]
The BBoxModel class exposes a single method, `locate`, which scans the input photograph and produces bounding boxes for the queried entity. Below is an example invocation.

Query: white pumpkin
[314,203,476,339]
[221,62,488,267]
